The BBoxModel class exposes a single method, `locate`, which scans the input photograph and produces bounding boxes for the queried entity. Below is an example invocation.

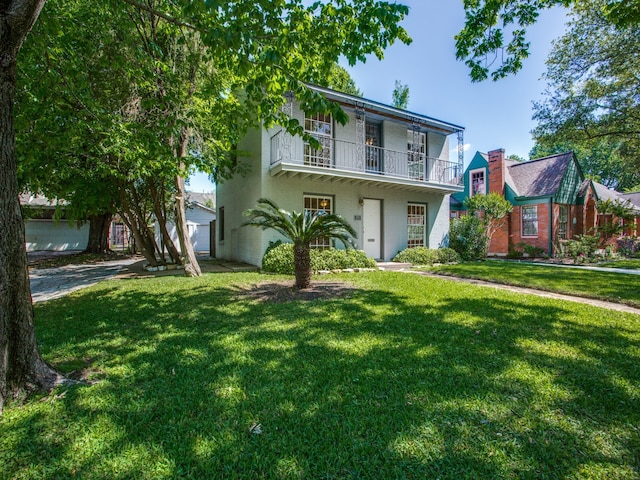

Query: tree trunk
[149,181,181,264]
[119,188,161,267]
[84,212,112,254]
[293,242,311,289]
[174,128,201,277]
[1,0,64,414]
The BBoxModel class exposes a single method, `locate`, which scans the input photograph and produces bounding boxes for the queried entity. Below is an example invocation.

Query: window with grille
[407,130,426,180]
[558,205,568,239]
[304,112,332,167]
[522,205,538,237]
[304,195,333,249]
[470,169,485,196]
[407,203,426,248]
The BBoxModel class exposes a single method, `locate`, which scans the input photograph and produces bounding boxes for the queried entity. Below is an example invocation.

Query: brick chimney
[488,148,506,195]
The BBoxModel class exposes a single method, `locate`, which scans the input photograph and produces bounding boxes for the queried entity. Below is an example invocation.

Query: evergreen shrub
[392,246,461,265]
[261,243,376,274]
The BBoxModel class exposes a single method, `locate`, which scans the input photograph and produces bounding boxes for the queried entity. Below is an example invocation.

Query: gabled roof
[622,192,640,208]
[186,191,215,213]
[506,152,574,198]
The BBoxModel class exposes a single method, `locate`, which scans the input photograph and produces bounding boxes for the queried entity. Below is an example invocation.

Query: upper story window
[407,129,426,180]
[304,112,332,168]
[470,168,486,196]
[522,205,538,237]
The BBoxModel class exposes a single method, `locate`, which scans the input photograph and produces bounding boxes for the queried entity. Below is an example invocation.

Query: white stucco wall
[216,100,457,266]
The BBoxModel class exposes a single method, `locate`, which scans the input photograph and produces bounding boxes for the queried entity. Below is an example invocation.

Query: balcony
[270,131,463,193]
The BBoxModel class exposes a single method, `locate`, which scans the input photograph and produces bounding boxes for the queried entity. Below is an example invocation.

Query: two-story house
[216,85,465,266]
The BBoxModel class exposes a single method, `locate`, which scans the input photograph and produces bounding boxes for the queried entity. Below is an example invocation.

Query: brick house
[451,148,640,256]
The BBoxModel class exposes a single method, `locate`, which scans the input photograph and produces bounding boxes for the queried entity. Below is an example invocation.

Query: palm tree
[243,198,357,289]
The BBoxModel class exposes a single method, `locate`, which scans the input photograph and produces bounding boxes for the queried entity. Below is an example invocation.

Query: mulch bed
[235,281,357,303]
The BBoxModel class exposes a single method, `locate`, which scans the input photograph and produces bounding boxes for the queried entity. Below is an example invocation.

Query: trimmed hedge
[261,243,377,274]
[392,246,461,265]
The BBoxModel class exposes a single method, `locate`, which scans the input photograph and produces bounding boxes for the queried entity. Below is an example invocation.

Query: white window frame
[304,112,333,168]
[407,203,427,248]
[304,194,333,249]
[469,168,486,197]
[407,130,426,180]
[521,205,539,237]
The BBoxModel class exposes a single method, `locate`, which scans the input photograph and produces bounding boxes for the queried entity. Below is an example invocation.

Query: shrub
[519,242,546,258]
[449,215,487,261]
[261,243,376,274]
[393,246,461,265]
[617,236,640,257]
[559,235,600,263]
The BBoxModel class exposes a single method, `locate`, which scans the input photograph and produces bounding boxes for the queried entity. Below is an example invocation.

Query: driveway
[29,257,140,303]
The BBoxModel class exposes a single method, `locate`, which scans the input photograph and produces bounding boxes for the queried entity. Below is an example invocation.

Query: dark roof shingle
[506,152,574,198]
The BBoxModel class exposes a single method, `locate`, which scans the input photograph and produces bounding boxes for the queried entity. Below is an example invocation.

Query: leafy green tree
[324,64,363,96]
[3,0,412,409]
[532,0,640,189]
[595,198,638,244]
[465,192,513,251]
[392,80,409,109]
[456,0,640,81]
[449,215,488,261]
[243,199,357,289]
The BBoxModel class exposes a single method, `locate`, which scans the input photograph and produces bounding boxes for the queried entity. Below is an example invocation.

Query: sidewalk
[410,270,640,316]
[490,258,640,275]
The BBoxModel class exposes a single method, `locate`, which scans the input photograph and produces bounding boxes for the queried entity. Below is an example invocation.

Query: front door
[363,199,382,259]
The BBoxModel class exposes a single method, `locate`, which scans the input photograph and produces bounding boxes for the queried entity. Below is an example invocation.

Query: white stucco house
[216,85,465,266]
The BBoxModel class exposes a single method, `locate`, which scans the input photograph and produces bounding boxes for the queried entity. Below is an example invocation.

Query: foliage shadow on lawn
[3,273,639,479]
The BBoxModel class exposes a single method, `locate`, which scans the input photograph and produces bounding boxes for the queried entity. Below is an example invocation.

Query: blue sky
[188,1,569,193]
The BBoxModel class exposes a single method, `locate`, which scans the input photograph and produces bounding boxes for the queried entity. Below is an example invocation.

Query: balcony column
[457,130,465,185]
[355,106,365,171]
[280,91,294,163]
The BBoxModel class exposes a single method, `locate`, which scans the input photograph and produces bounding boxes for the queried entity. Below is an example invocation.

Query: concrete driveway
[29,257,140,303]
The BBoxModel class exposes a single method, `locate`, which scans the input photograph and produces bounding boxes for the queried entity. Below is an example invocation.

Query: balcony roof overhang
[271,162,464,195]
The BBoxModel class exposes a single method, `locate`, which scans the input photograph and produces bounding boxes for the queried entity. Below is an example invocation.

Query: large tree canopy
[531,0,640,190]
[2,0,411,411]
[456,0,640,81]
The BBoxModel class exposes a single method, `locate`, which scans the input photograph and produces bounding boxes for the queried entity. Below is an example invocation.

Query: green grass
[427,261,640,308]
[597,259,640,270]
[2,272,639,479]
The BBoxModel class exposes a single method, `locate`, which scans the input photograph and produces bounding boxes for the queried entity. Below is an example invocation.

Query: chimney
[488,148,506,195]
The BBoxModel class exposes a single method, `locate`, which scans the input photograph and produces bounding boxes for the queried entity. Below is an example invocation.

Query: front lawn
[597,259,640,270]
[428,261,640,308]
[2,272,639,479]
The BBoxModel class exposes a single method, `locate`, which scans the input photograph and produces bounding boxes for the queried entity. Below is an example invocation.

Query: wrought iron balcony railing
[271,131,462,186]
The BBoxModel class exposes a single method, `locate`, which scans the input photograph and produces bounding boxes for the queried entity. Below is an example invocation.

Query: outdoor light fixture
[359,197,364,206]
[284,90,294,102]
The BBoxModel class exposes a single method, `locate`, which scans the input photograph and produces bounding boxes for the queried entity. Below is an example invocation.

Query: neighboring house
[451,148,640,256]
[216,85,465,266]
[154,192,216,254]
[20,193,89,252]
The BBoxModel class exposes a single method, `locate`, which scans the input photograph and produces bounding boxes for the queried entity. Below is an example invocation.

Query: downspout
[549,197,554,257]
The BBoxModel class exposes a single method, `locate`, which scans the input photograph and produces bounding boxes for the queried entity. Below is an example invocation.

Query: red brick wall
[489,203,551,256]
[488,149,505,195]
